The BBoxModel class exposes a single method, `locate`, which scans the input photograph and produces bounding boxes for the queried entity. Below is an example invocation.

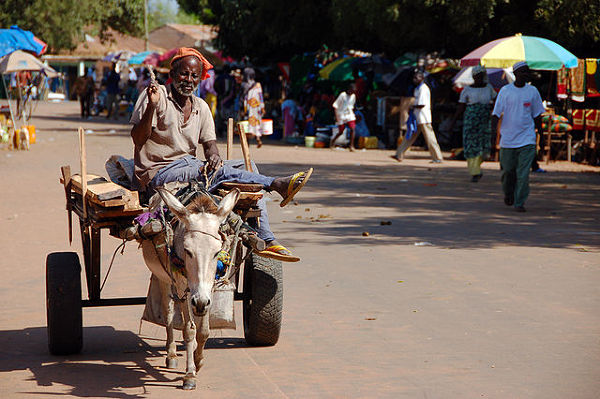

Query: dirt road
[1,101,599,398]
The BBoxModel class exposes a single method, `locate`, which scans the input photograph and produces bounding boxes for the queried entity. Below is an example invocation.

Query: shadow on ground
[257,161,600,250]
[0,326,249,397]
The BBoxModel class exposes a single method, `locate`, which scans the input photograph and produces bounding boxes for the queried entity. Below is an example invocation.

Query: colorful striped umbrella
[460,34,578,70]
[453,66,514,90]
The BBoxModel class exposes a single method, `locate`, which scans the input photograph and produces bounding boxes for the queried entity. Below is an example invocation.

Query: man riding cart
[130,47,312,262]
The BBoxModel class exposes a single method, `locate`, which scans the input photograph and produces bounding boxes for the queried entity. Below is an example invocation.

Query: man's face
[413,73,424,85]
[171,56,202,97]
[514,66,531,82]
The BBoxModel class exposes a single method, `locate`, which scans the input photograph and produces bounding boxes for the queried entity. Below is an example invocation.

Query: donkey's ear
[216,188,240,222]
[156,187,189,221]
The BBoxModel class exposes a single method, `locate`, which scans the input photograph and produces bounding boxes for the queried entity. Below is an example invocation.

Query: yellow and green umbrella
[460,34,578,70]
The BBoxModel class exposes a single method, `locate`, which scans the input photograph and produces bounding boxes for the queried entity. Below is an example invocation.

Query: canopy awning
[0,25,47,58]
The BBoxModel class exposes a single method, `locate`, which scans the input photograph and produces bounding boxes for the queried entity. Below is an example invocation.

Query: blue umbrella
[0,25,47,58]
[127,51,155,65]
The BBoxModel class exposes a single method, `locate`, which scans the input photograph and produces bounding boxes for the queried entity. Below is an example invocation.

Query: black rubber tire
[243,254,283,346]
[46,252,83,355]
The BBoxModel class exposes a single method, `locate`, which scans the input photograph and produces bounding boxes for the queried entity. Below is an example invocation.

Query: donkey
[141,187,239,390]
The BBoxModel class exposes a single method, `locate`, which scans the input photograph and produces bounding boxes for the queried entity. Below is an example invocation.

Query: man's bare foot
[257,137,263,148]
[349,146,355,152]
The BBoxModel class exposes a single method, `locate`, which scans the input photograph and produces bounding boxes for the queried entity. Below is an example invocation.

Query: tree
[176,0,600,61]
[177,0,217,24]
[148,0,202,32]
[0,0,144,52]
[535,0,600,57]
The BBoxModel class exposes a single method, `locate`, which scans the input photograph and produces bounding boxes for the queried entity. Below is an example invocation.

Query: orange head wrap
[169,47,213,80]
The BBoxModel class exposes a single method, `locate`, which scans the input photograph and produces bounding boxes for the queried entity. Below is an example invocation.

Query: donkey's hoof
[182,378,196,390]
[165,357,178,369]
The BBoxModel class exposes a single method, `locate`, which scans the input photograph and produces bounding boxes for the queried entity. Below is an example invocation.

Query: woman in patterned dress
[241,68,265,147]
[450,66,497,182]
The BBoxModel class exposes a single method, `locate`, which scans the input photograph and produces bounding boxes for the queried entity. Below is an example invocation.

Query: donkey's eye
[184,249,193,258]
[213,251,220,259]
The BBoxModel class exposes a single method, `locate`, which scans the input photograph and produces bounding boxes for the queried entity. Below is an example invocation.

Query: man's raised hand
[147,83,159,107]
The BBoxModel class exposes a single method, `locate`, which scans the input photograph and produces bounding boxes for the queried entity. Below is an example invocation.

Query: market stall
[0,50,58,149]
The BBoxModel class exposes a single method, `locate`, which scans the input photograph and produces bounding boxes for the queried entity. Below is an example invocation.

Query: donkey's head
[157,188,239,316]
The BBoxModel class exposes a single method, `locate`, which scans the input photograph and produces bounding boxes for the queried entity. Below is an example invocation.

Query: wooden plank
[71,199,145,223]
[89,227,101,301]
[219,182,263,192]
[97,189,126,201]
[64,174,142,210]
[87,206,145,219]
[227,117,233,160]
[216,189,263,201]
[79,127,87,218]
[237,122,253,172]
[60,165,73,244]
[71,200,145,224]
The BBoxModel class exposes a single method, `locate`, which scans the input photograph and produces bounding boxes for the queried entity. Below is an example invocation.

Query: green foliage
[0,0,144,52]
[148,0,203,31]
[177,0,217,24]
[178,0,600,61]
[2,0,599,58]
[536,0,600,56]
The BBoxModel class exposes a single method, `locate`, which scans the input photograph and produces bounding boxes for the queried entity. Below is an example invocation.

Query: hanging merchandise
[569,59,586,102]
[585,59,600,97]
[572,109,584,130]
[556,67,568,99]
[585,109,600,132]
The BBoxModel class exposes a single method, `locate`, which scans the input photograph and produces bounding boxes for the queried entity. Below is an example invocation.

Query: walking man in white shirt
[393,70,443,163]
[491,62,545,212]
[330,86,357,151]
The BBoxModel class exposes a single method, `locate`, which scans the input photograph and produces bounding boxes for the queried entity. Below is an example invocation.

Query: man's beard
[173,80,198,97]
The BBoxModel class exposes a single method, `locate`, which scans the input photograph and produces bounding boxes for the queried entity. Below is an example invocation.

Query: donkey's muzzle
[191,295,211,316]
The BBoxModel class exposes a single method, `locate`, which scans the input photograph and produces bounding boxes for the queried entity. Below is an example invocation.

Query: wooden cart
[46,122,283,355]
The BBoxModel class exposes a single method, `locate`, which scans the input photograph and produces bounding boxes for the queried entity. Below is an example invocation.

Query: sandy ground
[0,101,599,398]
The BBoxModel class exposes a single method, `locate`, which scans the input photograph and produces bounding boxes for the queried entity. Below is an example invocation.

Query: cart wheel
[243,254,283,346]
[46,252,83,355]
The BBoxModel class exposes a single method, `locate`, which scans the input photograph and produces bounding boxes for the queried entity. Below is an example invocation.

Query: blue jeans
[149,156,276,242]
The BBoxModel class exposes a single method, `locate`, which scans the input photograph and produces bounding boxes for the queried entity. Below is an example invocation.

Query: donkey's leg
[194,314,210,371]
[179,300,198,390]
[161,282,178,369]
